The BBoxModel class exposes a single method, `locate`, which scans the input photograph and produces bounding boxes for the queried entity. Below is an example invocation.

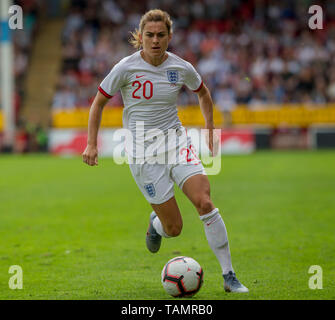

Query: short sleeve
[98,61,126,99]
[184,61,203,93]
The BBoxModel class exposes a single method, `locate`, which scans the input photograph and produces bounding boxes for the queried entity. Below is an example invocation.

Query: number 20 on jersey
[132,80,153,100]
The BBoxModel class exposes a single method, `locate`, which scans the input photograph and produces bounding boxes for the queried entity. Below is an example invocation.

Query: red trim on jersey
[98,86,113,99]
[193,80,203,93]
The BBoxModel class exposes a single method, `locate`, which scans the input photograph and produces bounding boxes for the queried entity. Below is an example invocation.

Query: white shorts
[129,161,206,204]
[129,135,206,204]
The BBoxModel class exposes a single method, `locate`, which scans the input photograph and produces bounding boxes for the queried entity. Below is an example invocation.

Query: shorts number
[132,80,153,100]
[180,144,200,163]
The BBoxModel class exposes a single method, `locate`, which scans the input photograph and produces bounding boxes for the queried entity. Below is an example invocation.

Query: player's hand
[82,145,98,166]
[205,125,219,157]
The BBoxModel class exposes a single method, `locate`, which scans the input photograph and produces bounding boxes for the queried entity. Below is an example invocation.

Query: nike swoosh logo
[136,75,145,78]
[206,217,219,226]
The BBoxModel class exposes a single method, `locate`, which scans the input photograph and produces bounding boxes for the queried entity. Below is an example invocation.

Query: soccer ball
[161,256,204,297]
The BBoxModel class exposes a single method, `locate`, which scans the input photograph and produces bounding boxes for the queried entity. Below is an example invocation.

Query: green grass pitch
[0,150,334,300]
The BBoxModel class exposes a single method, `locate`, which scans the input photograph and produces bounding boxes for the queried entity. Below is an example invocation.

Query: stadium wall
[1,104,335,131]
[2,104,335,153]
[50,105,335,128]
[48,127,255,157]
[48,126,335,158]
[48,103,335,153]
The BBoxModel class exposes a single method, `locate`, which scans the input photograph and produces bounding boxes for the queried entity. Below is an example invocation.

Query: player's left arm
[196,84,216,156]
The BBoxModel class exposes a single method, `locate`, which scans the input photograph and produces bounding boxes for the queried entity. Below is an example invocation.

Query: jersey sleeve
[98,61,127,99]
[184,61,203,93]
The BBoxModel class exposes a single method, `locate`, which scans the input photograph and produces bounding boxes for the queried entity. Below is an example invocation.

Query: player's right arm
[83,58,126,166]
[82,91,109,166]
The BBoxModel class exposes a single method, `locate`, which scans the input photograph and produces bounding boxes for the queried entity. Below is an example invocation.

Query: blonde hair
[129,9,173,49]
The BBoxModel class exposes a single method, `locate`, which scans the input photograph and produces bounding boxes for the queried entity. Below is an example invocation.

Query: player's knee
[197,198,215,215]
[165,223,182,237]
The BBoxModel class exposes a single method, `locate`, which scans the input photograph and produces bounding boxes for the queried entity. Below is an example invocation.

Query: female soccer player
[82,9,248,293]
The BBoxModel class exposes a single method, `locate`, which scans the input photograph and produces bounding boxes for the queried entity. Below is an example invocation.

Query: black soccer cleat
[146,212,162,253]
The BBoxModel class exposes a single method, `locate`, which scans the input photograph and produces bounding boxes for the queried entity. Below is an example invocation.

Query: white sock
[200,208,234,275]
[152,214,171,238]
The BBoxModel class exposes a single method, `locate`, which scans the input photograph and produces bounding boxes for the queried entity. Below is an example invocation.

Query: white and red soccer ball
[161,256,204,297]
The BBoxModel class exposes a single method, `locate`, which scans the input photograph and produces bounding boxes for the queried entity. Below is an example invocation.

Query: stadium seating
[52,0,335,111]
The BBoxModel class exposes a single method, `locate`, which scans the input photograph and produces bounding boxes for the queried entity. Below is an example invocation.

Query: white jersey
[99,50,203,159]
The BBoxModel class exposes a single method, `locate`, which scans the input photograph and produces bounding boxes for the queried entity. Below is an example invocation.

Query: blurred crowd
[0,0,47,152]
[11,0,42,120]
[52,0,335,112]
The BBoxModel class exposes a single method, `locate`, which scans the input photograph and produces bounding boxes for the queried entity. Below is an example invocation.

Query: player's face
[140,21,172,60]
